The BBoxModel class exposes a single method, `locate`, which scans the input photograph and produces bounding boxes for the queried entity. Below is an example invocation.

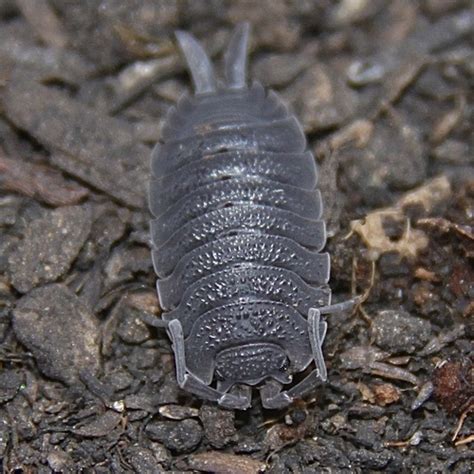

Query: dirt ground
[0,1,473,472]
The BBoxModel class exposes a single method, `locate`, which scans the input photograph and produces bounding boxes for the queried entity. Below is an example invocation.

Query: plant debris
[187,451,267,474]
[350,176,452,260]
[433,360,473,415]
[350,210,429,260]
[0,152,89,206]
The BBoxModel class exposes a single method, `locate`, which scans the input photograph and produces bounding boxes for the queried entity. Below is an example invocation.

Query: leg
[318,296,361,315]
[281,301,358,398]
[308,308,327,381]
[260,370,326,409]
[168,320,251,410]
[140,311,170,328]
[260,308,328,409]
[259,379,289,409]
[227,383,252,406]
[309,297,360,380]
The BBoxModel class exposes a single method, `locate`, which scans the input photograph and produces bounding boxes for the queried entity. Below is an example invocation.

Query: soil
[0,1,472,472]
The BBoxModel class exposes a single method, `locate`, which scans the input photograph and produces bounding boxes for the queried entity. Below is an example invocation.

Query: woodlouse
[149,24,354,409]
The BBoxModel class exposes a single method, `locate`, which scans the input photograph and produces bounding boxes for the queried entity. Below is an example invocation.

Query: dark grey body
[149,24,350,409]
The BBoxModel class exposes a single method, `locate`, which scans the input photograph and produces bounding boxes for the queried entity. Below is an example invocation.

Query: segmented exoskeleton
[149,24,352,409]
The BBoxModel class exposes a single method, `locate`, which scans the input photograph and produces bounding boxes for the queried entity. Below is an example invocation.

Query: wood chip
[0,152,88,206]
[72,411,122,438]
[16,0,68,48]
[187,451,266,474]
[3,78,149,208]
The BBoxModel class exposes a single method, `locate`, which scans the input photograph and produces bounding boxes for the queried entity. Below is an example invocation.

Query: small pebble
[199,405,237,449]
[9,205,91,293]
[349,448,393,470]
[47,448,75,472]
[125,445,164,472]
[371,309,432,354]
[13,284,100,385]
[145,419,203,453]
[117,310,151,344]
[0,370,23,404]
[411,381,434,410]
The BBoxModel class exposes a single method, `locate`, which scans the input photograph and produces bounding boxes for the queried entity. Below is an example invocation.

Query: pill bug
[149,23,353,409]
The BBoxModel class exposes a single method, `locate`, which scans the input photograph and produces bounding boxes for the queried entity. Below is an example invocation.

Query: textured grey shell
[149,24,333,407]
[150,81,331,383]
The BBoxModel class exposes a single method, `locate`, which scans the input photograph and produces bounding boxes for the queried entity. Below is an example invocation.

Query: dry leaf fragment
[373,383,401,406]
[350,176,451,259]
[350,210,428,260]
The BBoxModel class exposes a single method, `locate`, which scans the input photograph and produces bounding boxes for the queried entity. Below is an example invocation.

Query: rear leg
[310,296,360,378]
[308,307,328,382]
[260,369,327,409]
[168,320,251,410]
[273,300,360,405]
[319,297,361,316]
[260,379,289,409]
[260,312,328,409]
